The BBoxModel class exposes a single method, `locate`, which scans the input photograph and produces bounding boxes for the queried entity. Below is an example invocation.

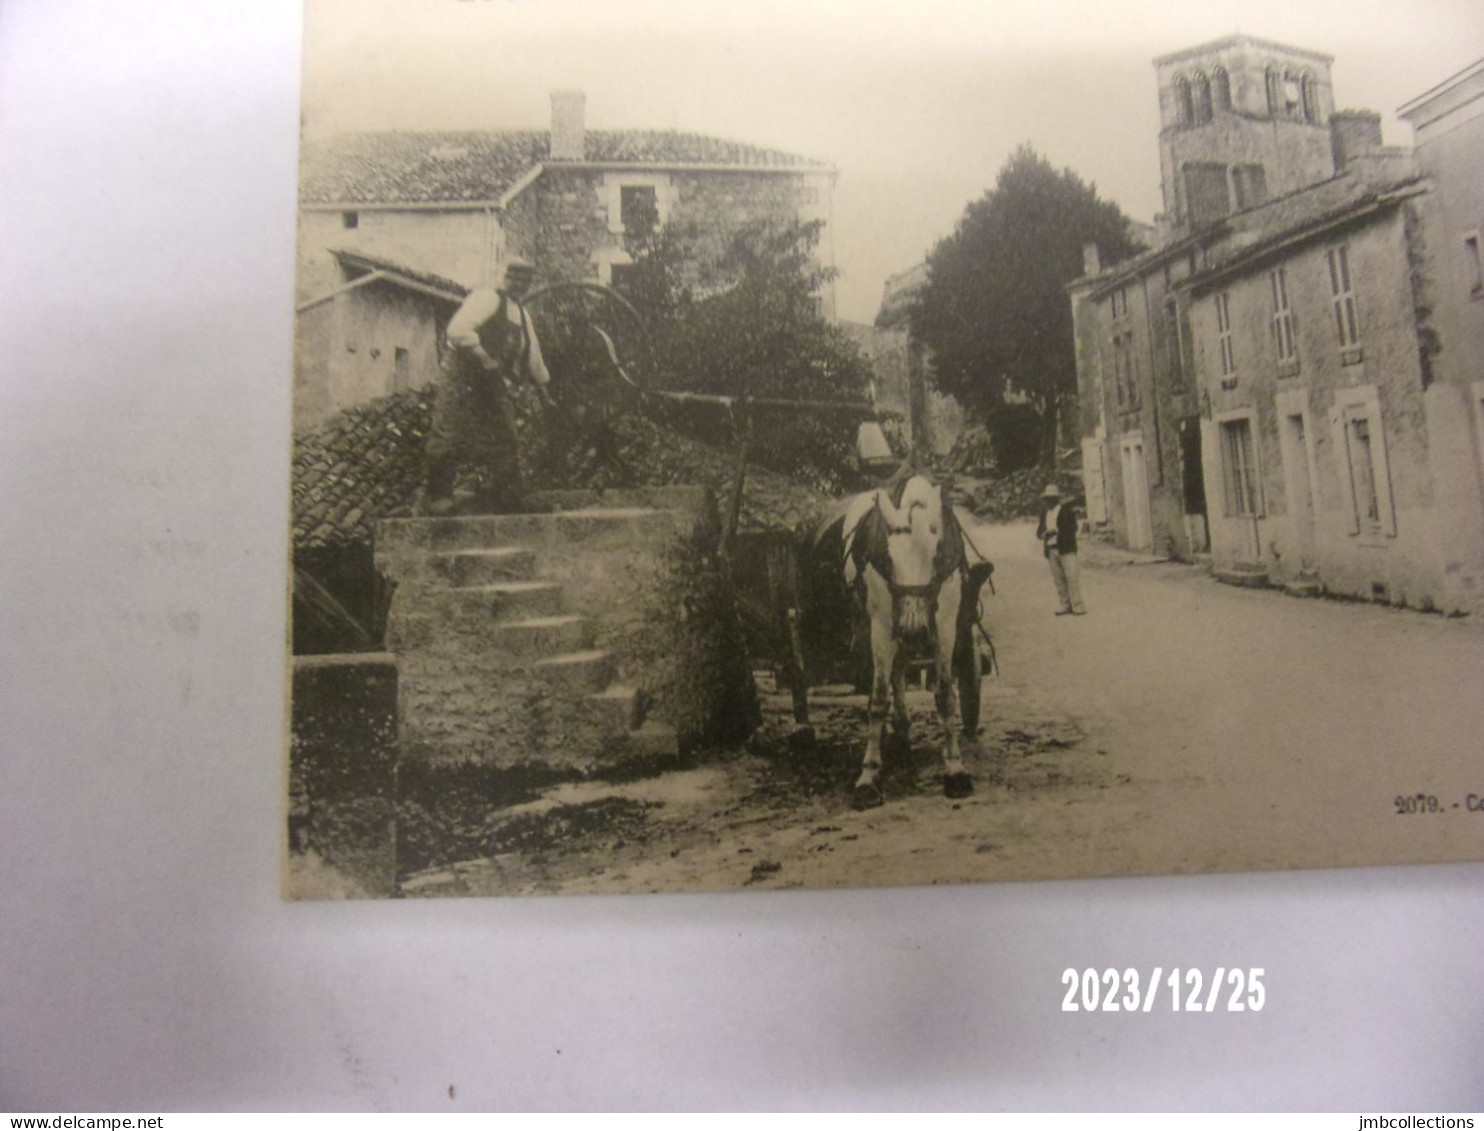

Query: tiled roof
[1187,166,1425,290]
[299,129,830,205]
[330,249,469,300]
[293,388,435,550]
[291,387,829,551]
[1082,162,1424,299]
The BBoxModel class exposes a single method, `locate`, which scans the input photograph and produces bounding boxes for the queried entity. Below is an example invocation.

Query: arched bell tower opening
[1154,36,1337,236]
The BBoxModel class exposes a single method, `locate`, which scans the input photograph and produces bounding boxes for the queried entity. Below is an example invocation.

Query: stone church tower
[1153,36,1338,235]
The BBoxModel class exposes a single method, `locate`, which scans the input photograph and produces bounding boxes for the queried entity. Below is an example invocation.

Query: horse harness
[847,487,969,636]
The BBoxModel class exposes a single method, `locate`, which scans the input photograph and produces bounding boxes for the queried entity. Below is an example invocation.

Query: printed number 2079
[1060,967,1266,1012]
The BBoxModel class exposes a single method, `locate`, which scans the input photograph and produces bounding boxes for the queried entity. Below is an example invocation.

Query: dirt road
[402,518,1484,898]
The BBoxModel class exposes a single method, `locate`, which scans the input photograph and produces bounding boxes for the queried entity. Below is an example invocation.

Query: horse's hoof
[943,772,974,799]
[853,783,884,810]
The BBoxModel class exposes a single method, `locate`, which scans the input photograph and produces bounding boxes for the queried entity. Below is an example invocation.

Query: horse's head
[874,475,948,637]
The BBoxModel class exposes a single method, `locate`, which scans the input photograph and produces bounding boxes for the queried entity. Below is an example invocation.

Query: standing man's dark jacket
[1036,499,1080,557]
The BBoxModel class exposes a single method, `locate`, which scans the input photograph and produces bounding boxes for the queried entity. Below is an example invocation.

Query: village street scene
[306,515,1484,900]
[286,8,1484,900]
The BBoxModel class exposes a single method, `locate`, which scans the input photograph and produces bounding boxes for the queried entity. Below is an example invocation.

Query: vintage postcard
[285,0,1484,899]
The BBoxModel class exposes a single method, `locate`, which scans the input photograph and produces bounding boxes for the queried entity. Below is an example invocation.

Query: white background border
[1,0,1481,1111]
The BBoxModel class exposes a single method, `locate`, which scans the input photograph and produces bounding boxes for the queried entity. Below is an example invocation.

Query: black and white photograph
[285,0,1484,901]
[5,0,1484,1113]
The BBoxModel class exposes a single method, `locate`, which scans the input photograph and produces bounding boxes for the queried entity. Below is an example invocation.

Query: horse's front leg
[887,644,911,757]
[855,572,895,810]
[934,577,973,799]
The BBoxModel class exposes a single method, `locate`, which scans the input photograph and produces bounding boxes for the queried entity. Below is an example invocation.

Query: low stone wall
[288,654,398,897]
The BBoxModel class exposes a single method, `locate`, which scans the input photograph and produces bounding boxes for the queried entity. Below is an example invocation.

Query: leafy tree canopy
[621,215,874,489]
[911,145,1145,463]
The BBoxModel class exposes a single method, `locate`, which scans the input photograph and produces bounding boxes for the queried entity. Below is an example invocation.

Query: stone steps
[1213,563,1271,589]
[387,613,594,658]
[418,581,565,623]
[378,507,689,554]
[533,649,614,695]
[378,512,683,774]
[380,546,540,587]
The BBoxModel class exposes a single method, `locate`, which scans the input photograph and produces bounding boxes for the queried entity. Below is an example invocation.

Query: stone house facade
[294,250,466,428]
[295,91,837,416]
[1071,36,1484,614]
[841,261,964,462]
[1395,58,1484,612]
[1069,237,1207,556]
[1069,36,1352,560]
[1183,155,1443,602]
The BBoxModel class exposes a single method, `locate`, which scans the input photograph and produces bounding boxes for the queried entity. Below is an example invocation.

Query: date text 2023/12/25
[1061,968,1267,1013]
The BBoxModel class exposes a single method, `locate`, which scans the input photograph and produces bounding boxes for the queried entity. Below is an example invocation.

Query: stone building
[1069,36,1352,558]
[1069,37,1484,613]
[850,262,963,461]
[1393,58,1484,611]
[295,91,838,415]
[293,250,466,428]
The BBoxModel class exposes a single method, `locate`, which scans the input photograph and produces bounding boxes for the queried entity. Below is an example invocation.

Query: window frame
[1269,266,1297,369]
[1329,385,1395,537]
[1193,72,1213,124]
[1215,290,1237,379]
[1174,74,1194,127]
[1217,413,1263,518]
[1212,66,1232,112]
[1326,244,1363,361]
[602,171,673,236]
[1164,297,1188,387]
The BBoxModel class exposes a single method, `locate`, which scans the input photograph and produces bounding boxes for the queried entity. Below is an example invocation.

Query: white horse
[837,473,975,809]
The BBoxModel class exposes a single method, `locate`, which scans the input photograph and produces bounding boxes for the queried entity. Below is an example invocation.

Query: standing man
[422,258,549,516]
[1036,483,1086,616]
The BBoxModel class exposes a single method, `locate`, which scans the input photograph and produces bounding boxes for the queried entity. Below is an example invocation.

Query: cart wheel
[522,282,652,441]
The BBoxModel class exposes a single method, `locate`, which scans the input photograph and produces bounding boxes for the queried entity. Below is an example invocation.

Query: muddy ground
[290,517,1484,900]
[395,676,1131,898]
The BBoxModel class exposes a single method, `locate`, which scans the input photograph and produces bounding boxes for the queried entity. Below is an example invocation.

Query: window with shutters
[1219,417,1261,517]
[1184,162,1231,226]
[1232,164,1268,210]
[1165,298,1189,387]
[1326,245,1362,362]
[1332,386,1395,537]
[1215,291,1236,380]
[1269,266,1297,371]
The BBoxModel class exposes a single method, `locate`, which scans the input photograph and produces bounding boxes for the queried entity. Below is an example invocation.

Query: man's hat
[1042,483,1062,499]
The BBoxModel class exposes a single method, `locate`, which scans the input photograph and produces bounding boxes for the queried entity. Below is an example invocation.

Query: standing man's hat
[1042,483,1062,499]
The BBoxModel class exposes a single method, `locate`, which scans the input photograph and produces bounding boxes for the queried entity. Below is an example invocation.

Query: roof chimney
[550,90,586,162]
[1082,242,1102,277]
[1330,109,1383,172]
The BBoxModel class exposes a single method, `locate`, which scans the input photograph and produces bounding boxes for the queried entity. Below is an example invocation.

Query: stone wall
[297,208,498,299]
[1071,259,1205,560]
[295,282,448,429]
[502,165,822,294]
[1192,207,1470,610]
[288,654,399,897]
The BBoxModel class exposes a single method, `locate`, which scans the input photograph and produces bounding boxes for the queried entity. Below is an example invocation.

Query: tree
[627,217,875,489]
[911,145,1145,466]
